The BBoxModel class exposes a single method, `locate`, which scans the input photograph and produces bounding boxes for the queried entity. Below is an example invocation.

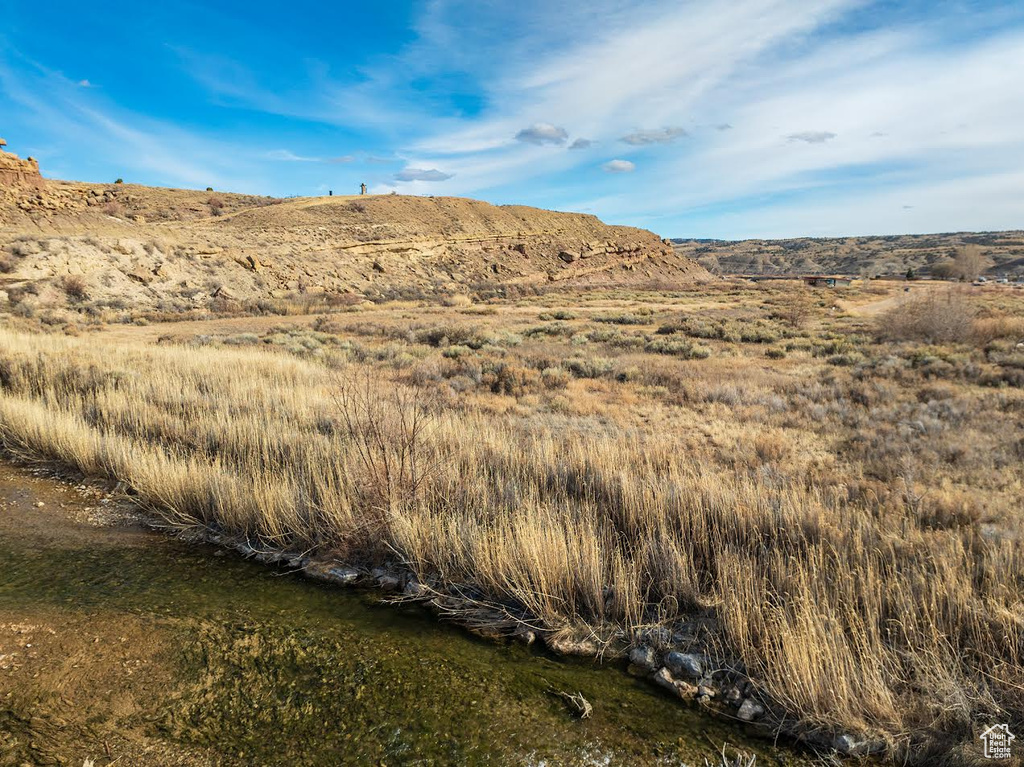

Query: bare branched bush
[59,275,89,301]
[771,297,812,329]
[877,289,976,343]
[336,371,446,515]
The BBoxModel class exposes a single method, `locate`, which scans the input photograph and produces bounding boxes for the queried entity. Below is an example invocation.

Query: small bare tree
[953,245,988,281]
[774,296,812,329]
[336,371,445,514]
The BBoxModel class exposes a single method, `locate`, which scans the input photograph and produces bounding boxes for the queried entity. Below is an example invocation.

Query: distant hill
[0,153,708,315]
[671,232,1024,278]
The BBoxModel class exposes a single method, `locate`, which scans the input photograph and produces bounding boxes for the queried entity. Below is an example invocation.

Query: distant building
[803,276,852,288]
[360,183,367,195]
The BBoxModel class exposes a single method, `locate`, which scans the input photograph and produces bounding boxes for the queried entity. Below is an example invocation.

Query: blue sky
[2,0,1023,239]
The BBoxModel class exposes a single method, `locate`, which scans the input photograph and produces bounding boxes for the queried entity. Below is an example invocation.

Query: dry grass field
[1,278,1022,763]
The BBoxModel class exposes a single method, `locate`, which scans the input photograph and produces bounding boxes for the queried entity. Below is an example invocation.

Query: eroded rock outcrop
[0,140,44,189]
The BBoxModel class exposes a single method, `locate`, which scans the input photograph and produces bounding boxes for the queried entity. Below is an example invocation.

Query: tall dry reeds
[0,326,1020,763]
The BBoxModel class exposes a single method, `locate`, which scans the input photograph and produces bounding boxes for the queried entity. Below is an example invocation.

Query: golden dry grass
[0,280,1022,764]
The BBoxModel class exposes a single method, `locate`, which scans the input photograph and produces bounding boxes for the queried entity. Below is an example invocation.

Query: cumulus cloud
[786,131,837,144]
[569,138,593,150]
[602,159,635,173]
[394,167,454,182]
[620,127,687,145]
[514,122,568,145]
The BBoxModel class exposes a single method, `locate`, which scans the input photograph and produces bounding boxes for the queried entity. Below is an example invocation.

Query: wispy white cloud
[786,131,837,144]
[395,167,454,182]
[266,149,355,163]
[7,1,1024,236]
[386,1,1024,236]
[583,24,1024,234]
[0,51,254,189]
[266,149,320,162]
[620,127,687,145]
[396,0,861,193]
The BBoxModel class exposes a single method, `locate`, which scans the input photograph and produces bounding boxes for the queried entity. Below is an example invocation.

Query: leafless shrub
[771,297,812,328]
[10,301,35,318]
[6,239,38,258]
[59,275,89,301]
[928,259,960,280]
[336,371,446,514]
[877,289,976,343]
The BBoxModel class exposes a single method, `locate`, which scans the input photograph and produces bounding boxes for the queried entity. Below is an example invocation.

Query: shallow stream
[0,462,817,766]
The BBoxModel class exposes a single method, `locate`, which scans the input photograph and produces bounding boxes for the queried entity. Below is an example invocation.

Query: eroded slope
[0,178,708,313]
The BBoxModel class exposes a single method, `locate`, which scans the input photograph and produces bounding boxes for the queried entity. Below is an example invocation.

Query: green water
[0,487,816,766]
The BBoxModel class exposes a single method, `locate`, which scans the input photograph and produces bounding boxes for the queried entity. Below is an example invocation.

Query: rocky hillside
[0,165,707,315]
[673,232,1024,278]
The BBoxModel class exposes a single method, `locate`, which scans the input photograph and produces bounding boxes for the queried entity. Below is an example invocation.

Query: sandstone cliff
[0,142,44,191]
